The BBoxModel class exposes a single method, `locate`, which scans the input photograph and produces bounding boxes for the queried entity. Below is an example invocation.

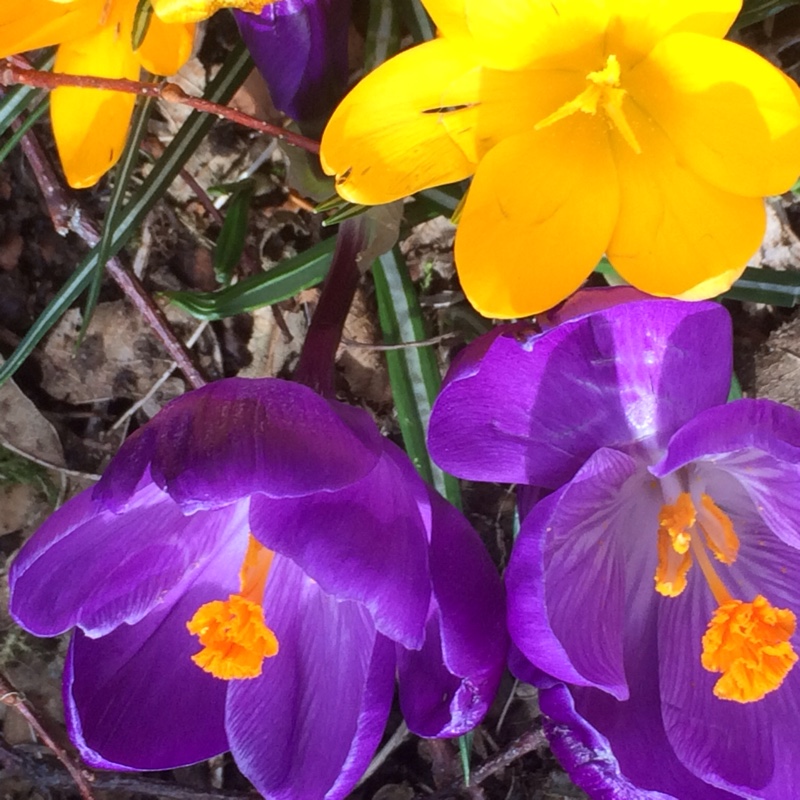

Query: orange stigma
[654,493,696,597]
[186,536,279,680]
[701,595,797,703]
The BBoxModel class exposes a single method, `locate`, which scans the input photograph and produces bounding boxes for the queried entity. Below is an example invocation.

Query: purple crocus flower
[428,289,800,800]
[10,377,506,799]
[234,0,351,128]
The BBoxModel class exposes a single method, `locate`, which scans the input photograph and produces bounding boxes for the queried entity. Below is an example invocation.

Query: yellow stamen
[186,535,279,680]
[699,494,739,565]
[654,493,696,597]
[535,54,641,154]
[701,595,797,703]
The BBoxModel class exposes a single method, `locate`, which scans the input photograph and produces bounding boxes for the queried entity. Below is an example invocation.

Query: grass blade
[373,246,461,506]
[168,236,336,319]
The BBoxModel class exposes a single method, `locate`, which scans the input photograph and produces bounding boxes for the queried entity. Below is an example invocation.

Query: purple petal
[227,555,395,800]
[654,399,800,549]
[249,445,430,649]
[539,683,680,800]
[95,378,383,513]
[538,286,652,330]
[429,299,731,487]
[507,448,648,699]
[564,601,738,800]
[398,488,506,737]
[657,500,800,798]
[62,531,247,769]
[234,0,351,126]
[9,477,248,637]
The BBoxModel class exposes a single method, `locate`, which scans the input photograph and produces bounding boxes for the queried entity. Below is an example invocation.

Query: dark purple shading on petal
[657,497,800,799]
[63,531,246,769]
[9,478,248,637]
[538,286,651,330]
[249,446,430,649]
[227,555,395,800]
[540,683,681,800]
[398,490,506,737]
[506,448,645,699]
[95,378,382,513]
[654,399,800,550]
[234,0,352,126]
[429,299,731,488]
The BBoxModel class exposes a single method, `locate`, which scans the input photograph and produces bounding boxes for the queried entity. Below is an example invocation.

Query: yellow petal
[606,0,740,59]
[137,12,194,75]
[0,0,105,57]
[51,20,139,188]
[607,100,764,299]
[151,0,269,24]
[627,32,800,198]
[422,0,470,40]
[321,38,481,205]
[454,117,619,318]
[460,0,609,71]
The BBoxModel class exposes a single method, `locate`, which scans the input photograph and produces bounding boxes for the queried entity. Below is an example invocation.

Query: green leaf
[722,266,800,307]
[132,0,154,50]
[728,373,743,402]
[397,0,436,42]
[458,733,473,787]
[734,0,800,28]
[365,0,401,72]
[0,96,49,165]
[0,52,53,141]
[167,237,336,319]
[213,180,255,286]
[0,43,254,386]
[373,246,461,506]
[82,93,156,342]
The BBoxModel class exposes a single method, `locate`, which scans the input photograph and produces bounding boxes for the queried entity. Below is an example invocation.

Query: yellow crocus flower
[320,0,800,318]
[0,0,266,188]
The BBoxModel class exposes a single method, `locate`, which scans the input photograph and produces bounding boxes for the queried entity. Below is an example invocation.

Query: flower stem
[294,218,365,396]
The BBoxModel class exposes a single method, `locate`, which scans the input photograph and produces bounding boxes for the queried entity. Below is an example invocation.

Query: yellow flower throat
[535,54,641,154]
[655,492,797,703]
[186,535,279,680]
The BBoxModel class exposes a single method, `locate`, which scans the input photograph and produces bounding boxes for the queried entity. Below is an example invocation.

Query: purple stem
[293,217,365,396]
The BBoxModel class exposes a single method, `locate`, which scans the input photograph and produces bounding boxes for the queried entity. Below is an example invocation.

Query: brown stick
[0,672,95,800]
[0,60,320,155]
[16,124,207,388]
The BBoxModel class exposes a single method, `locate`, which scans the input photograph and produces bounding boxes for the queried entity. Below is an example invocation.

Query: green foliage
[0,446,58,506]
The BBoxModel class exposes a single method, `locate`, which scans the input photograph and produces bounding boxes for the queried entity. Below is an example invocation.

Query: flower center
[534,54,641,154]
[654,491,796,703]
[186,535,279,680]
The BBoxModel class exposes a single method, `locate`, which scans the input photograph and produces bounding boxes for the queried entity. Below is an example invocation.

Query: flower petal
[137,13,194,77]
[507,448,648,698]
[249,443,431,649]
[606,96,765,300]
[235,0,352,125]
[653,399,800,549]
[461,0,608,71]
[320,37,479,204]
[606,0,741,57]
[429,297,731,487]
[51,18,139,188]
[9,477,248,637]
[94,378,383,513]
[454,118,619,318]
[657,508,800,797]
[539,683,682,800]
[0,0,104,57]
[227,556,395,800]
[628,32,800,198]
[397,489,506,737]
[62,532,243,769]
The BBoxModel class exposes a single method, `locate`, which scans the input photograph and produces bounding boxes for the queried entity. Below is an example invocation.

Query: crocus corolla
[320,0,800,318]
[0,0,266,187]
[10,377,506,799]
[234,0,352,129]
[429,290,800,799]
